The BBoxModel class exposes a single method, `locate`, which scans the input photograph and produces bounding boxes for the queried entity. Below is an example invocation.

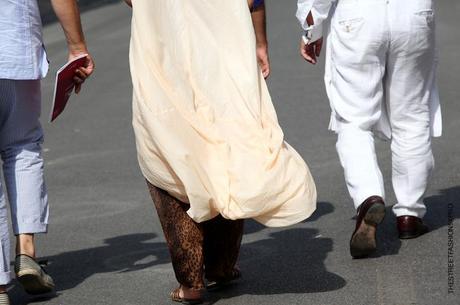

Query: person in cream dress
[126,0,316,303]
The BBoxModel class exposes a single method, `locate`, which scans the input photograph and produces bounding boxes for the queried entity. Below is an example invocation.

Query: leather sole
[350,203,386,259]
[398,227,429,239]
[17,270,54,295]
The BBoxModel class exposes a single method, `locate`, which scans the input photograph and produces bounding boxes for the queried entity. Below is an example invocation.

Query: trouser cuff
[13,223,48,235]
[0,271,11,286]
[393,207,426,219]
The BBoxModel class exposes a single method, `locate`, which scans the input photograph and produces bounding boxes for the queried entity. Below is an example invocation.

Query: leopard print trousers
[147,181,244,290]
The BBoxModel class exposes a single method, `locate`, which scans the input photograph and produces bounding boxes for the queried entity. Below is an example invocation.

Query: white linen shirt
[0,0,49,80]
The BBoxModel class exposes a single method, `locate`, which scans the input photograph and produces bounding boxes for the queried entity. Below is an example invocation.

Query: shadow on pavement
[208,228,346,303]
[306,201,336,223]
[8,233,168,305]
[424,186,460,231]
[45,233,169,290]
[372,206,402,258]
[9,202,341,304]
[244,201,335,235]
[208,202,345,302]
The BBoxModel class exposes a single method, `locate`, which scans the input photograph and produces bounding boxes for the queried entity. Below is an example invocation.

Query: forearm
[50,0,87,53]
[251,3,267,48]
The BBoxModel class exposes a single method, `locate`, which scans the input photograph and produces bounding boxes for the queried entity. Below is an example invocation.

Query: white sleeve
[296,0,333,42]
[296,0,315,30]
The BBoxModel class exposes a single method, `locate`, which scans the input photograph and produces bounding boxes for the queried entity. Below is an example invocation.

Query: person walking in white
[296,0,441,258]
[0,0,94,303]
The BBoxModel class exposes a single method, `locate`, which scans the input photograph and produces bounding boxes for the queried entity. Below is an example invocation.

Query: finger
[260,58,269,70]
[75,83,82,94]
[315,40,323,57]
[259,61,268,76]
[85,57,95,69]
[263,68,270,79]
[80,66,93,77]
[81,57,95,75]
[75,69,88,80]
[263,61,270,78]
[73,76,85,85]
[87,56,95,68]
[300,41,308,59]
[73,75,84,83]
[302,52,314,63]
[301,42,317,64]
[306,45,317,64]
[300,45,312,62]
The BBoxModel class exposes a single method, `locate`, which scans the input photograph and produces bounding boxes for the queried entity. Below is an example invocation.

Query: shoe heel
[364,203,385,225]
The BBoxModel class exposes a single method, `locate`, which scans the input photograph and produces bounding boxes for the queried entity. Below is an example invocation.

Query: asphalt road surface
[7,1,460,304]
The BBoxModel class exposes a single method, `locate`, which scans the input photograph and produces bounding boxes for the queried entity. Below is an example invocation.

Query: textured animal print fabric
[147,182,244,289]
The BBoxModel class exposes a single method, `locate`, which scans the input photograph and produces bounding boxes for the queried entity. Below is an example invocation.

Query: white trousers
[329,0,437,217]
[0,79,48,285]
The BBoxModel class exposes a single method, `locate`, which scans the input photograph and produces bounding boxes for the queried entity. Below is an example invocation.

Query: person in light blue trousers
[0,1,94,303]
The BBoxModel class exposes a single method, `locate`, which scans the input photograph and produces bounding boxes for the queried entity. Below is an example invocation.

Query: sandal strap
[170,288,181,301]
[170,287,203,304]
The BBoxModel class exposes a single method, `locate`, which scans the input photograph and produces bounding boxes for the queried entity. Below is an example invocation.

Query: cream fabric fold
[129,0,316,227]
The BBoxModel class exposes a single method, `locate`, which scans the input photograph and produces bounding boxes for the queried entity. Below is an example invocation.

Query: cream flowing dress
[130,0,317,227]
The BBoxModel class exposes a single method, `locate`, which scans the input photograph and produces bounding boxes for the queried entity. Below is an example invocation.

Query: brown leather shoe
[350,196,386,259]
[397,216,429,239]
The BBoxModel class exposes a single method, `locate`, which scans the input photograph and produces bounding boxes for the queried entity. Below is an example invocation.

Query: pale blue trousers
[0,79,49,285]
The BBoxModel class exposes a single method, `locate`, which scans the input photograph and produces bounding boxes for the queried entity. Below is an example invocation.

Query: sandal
[170,287,203,305]
[206,267,241,290]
